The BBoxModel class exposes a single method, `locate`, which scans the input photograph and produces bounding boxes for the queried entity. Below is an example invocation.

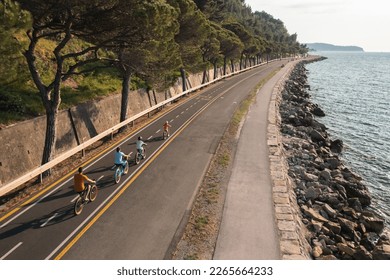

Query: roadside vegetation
[0,0,308,167]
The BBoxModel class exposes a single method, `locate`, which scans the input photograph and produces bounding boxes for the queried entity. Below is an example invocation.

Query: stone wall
[267,60,312,260]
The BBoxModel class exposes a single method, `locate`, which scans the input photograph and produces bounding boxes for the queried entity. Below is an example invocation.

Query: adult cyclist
[114,146,129,169]
[74,166,96,202]
[136,136,147,159]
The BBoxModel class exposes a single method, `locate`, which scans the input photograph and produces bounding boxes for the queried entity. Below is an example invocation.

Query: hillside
[306,43,364,52]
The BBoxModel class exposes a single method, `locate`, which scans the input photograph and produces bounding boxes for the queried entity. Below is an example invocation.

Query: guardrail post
[39,173,43,184]
[81,149,85,157]
[110,132,114,140]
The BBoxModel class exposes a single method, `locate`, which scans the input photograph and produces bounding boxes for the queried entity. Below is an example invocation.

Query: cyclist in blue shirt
[114,147,129,168]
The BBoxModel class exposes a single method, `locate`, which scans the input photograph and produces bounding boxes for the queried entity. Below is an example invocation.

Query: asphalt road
[0,59,287,260]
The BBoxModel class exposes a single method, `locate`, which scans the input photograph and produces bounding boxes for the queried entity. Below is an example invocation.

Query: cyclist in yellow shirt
[74,167,95,202]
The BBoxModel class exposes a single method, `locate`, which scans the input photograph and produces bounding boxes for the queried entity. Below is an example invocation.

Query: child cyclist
[163,121,172,137]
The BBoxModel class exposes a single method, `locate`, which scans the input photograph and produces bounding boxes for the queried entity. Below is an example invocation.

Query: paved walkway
[213,61,299,260]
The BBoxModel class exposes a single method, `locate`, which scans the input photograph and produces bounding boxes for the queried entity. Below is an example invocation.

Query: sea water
[306,52,390,224]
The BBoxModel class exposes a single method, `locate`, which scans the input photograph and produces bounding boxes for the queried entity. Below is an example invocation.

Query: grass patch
[218,152,231,168]
[231,69,279,129]
[184,254,198,260]
[195,216,209,230]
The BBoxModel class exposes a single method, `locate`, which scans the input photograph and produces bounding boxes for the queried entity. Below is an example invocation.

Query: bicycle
[74,178,100,215]
[162,130,169,140]
[114,153,132,184]
[135,146,146,165]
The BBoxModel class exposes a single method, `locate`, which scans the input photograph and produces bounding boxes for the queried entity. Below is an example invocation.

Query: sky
[245,0,390,52]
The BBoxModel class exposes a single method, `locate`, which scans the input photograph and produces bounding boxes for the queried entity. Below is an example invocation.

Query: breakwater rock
[279,60,390,260]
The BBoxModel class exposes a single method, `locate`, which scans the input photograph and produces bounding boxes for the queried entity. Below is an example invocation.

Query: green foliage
[167,0,209,73]
[201,24,221,64]
[0,0,31,86]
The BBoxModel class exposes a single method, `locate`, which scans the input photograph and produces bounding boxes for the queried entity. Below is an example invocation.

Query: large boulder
[372,244,390,260]
[310,129,326,143]
[312,106,326,117]
[330,139,343,153]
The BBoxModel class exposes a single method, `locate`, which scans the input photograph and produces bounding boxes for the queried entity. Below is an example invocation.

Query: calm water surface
[306,52,390,224]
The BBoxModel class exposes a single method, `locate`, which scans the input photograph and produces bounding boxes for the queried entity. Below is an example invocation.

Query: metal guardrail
[0,59,279,197]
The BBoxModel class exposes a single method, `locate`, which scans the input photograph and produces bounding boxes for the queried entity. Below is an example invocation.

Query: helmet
[116,147,120,152]
[138,136,142,140]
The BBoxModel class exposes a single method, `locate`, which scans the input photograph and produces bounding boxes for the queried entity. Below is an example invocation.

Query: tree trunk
[180,67,186,92]
[223,56,227,76]
[202,69,207,84]
[41,106,58,167]
[120,71,131,124]
[213,62,217,80]
[24,34,61,171]
[230,59,234,73]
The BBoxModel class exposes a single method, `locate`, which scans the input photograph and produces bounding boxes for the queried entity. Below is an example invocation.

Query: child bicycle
[162,130,168,139]
[135,146,146,165]
[162,121,171,140]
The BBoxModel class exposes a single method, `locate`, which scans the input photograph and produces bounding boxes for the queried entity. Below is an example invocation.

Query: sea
[305,52,390,225]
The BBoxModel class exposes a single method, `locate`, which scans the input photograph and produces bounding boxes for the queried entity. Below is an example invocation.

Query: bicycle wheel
[74,197,84,215]
[123,161,129,175]
[89,185,98,202]
[142,148,146,159]
[135,153,141,165]
[163,131,167,139]
[114,167,121,183]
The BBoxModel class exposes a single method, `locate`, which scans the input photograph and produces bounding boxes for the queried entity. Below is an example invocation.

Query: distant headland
[306,43,364,52]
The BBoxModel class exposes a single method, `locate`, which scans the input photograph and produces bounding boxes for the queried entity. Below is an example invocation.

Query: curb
[267,60,312,260]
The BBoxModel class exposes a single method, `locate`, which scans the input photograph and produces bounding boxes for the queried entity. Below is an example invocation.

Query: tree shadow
[86,166,113,175]
[0,205,74,240]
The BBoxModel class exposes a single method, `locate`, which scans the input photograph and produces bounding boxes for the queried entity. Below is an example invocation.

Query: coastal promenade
[214,58,312,260]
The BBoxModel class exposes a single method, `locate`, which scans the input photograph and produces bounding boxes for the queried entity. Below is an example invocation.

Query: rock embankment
[279,60,390,260]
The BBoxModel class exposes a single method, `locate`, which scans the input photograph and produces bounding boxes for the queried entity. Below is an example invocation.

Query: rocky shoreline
[279,59,390,260]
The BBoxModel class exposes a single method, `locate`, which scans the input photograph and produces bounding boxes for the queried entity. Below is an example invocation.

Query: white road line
[71,195,79,203]
[0,180,70,229]
[170,119,174,123]
[186,108,189,111]
[176,115,179,118]
[40,213,58,228]
[147,136,153,140]
[156,129,161,134]
[97,175,104,182]
[181,111,184,114]
[1,242,23,260]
